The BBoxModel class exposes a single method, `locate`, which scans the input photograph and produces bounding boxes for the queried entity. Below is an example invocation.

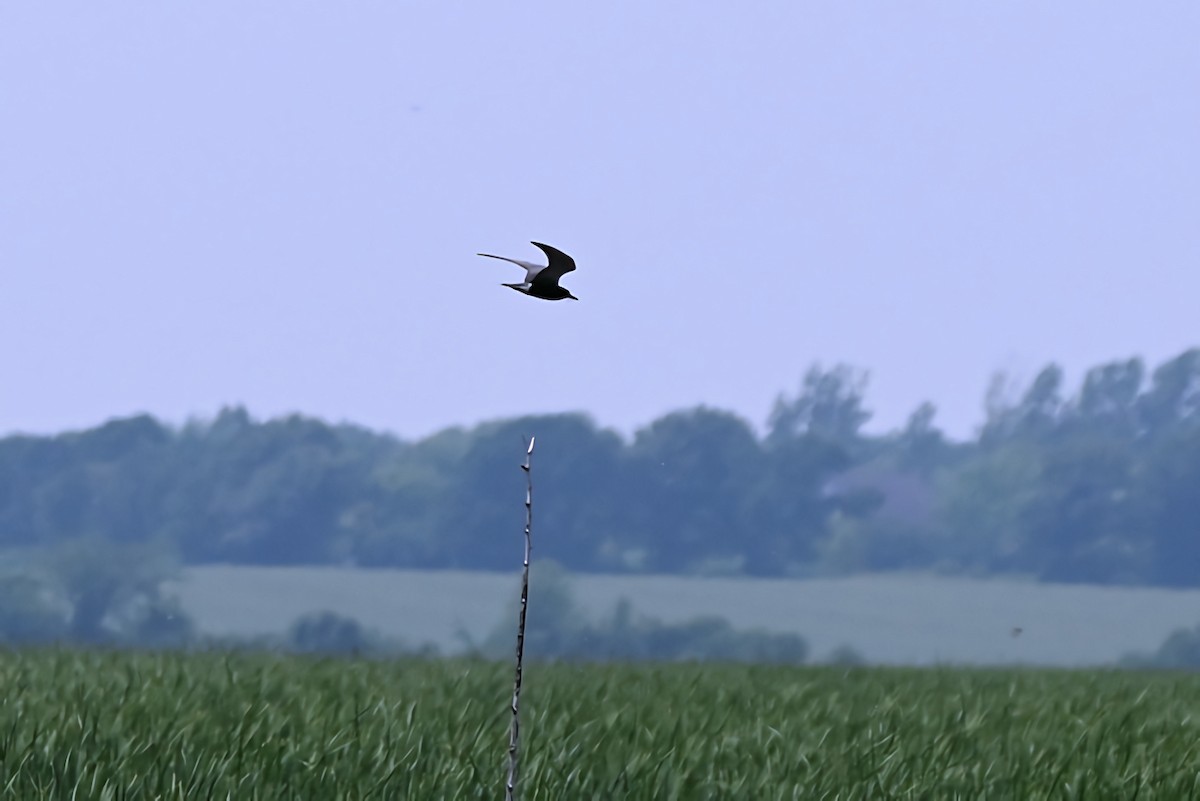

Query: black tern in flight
[477,241,578,301]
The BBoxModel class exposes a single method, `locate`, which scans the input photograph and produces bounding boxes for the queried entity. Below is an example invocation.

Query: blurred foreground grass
[1,650,1198,799]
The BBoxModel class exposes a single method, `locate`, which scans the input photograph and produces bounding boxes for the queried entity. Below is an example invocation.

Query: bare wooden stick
[505,436,535,801]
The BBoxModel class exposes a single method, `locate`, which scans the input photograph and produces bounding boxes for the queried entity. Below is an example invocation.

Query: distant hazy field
[171,567,1200,666]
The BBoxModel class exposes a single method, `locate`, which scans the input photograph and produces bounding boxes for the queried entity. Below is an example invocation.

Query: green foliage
[1131,624,1200,670]
[44,536,180,642]
[768,363,871,446]
[935,442,1044,572]
[1138,348,1200,435]
[1120,619,1200,671]
[817,512,937,574]
[629,408,765,572]
[0,537,192,647]
[961,349,1200,584]
[0,415,172,548]
[288,611,375,655]
[1072,357,1144,436]
[982,364,1065,443]
[0,573,66,645]
[2,348,1200,586]
[2,651,1200,799]
[824,643,867,666]
[1020,433,1145,582]
[129,596,195,648]
[483,562,808,664]
[166,409,379,565]
[594,609,809,664]
[441,414,630,571]
[0,399,857,577]
[896,401,952,475]
[1140,424,1200,586]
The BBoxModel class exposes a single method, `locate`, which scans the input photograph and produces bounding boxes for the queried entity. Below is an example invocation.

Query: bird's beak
[568,293,579,301]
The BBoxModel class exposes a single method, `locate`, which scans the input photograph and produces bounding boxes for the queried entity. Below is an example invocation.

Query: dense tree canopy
[1,349,1199,586]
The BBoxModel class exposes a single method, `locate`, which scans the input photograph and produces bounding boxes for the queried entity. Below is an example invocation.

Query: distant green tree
[516,417,628,572]
[0,415,173,549]
[344,427,465,567]
[629,407,763,573]
[817,513,936,574]
[981,365,1064,444]
[130,596,195,648]
[288,611,373,654]
[768,364,871,447]
[42,536,183,644]
[442,414,627,571]
[1140,424,1200,586]
[896,401,951,475]
[165,410,375,564]
[482,560,590,658]
[484,562,808,664]
[934,442,1043,572]
[1066,358,1144,437]
[742,430,856,576]
[825,644,867,666]
[1021,434,1146,583]
[1137,348,1200,436]
[4,346,1200,586]
[0,572,66,644]
[1129,623,1200,669]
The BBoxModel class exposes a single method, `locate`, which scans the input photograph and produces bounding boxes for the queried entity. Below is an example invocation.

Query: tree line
[1,347,1198,587]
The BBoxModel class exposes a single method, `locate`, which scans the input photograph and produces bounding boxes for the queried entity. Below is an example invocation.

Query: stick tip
[526,436,536,454]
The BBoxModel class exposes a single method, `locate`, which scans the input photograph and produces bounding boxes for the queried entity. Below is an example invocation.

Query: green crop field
[1,650,1199,800]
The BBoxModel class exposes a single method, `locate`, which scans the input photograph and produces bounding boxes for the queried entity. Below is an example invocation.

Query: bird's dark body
[478,241,578,301]
[504,282,574,301]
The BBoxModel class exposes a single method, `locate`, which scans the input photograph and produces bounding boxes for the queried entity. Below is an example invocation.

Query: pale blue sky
[2,3,1197,441]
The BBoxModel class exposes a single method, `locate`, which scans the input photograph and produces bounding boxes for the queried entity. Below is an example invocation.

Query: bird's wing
[528,242,576,287]
[477,252,543,281]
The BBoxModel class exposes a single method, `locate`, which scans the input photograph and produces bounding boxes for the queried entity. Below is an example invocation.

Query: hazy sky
[3,3,1197,442]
